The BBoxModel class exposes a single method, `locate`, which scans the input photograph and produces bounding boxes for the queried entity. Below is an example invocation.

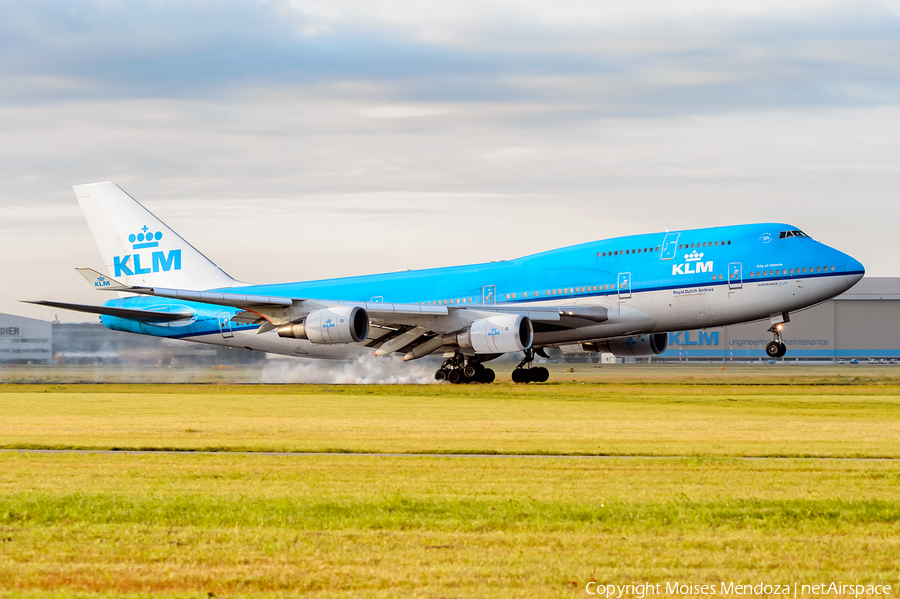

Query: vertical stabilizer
[74,182,238,290]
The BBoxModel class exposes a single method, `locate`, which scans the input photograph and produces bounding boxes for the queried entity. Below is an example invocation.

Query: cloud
[1,1,899,321]
[1,0,898,115]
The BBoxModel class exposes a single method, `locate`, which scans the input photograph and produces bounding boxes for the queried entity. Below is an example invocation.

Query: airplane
[26,182,865,383]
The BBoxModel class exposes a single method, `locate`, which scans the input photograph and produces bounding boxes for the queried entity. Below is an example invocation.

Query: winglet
[77,268,129,291]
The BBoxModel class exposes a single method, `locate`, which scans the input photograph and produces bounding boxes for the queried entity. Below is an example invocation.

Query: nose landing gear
[511,348,550,383]
[765,324,787,358]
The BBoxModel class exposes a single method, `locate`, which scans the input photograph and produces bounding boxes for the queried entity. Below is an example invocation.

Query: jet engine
[586,333,668,357]
[451,313,533,354]
[276,306,369,344]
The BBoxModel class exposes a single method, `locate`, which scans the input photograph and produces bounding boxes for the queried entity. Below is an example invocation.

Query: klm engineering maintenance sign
[669,331,719,346]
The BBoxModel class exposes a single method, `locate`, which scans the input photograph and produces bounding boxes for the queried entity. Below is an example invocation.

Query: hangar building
[0,313,52,364]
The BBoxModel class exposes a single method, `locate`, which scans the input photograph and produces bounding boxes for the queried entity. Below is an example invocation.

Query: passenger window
[727,241,731,245]
[816,267,821,272]
[714,241,719,246]
[831,266,835,271]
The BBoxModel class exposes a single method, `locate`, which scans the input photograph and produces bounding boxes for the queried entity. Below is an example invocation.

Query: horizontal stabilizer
[22,300,194,323]
[77,267,128,291]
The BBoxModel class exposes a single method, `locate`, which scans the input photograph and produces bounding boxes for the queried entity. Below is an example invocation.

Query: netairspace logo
[114,225,182,277]
[585,581,892,597]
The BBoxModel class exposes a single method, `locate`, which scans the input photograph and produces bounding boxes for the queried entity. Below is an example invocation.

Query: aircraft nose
[842,254,865,286]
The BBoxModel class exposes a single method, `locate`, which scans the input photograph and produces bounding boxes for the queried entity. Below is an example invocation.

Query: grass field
[1,365,899,597]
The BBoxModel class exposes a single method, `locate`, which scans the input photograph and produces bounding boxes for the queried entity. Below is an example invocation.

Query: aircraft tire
[775,342,787,358]
[511,369,529,384]
[463,364,477,379]
[447,369,463,384]
[481,368,496,383]
[765,341,782,358]
[434,369,447,382]
[531,367,550,383]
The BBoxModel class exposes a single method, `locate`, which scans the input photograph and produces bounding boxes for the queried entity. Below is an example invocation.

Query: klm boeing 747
[28,182,865,383]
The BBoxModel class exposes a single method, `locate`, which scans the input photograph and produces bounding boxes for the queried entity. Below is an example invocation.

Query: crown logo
[129,225,162,249]
[685,251,704,262]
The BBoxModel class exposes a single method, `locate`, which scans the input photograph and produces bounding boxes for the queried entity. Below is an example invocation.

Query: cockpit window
[779,230,809,239]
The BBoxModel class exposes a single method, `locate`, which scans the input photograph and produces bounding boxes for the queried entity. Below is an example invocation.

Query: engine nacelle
[453,313,533,354]
[588,333,668,357]
[276,306,369,344]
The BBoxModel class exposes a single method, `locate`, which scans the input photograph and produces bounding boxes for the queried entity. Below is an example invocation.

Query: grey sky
[2,0,898,321]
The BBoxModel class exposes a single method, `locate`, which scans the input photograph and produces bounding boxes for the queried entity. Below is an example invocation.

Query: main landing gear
[765,323,787,358]
[511,348,549,384]
[434,354,496,384]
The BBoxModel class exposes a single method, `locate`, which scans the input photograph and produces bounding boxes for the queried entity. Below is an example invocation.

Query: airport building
[656,277,900,361]
[0,313,53,364]
[0,314,264,365]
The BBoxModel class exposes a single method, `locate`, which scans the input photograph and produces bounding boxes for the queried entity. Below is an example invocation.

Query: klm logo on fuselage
[672,251,713,276]
[113,225,182,277]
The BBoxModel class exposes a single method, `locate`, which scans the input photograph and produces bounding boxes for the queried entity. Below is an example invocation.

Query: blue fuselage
[99,222,864,353]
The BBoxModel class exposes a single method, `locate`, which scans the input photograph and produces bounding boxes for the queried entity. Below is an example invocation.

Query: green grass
[1,372,899,597]
[1,378,899,457]
[0,454,899,597]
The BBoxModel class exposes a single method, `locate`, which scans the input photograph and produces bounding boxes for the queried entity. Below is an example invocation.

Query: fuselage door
[482,285,496,304]
[218,312,234,338]
[728,262,743,289]
[661,232,680,260]
[618,272,632,299]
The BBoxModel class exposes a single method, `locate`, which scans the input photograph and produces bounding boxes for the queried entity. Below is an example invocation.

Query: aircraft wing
[73,267,610,357]
[21,300,194,323]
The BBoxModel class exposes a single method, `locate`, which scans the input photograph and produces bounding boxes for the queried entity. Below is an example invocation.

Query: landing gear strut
[511,348,550,384]
[765,324,787,358]
[434,353,495,384]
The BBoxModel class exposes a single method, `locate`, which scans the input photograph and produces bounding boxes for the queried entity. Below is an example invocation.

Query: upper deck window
[779,230,809,239]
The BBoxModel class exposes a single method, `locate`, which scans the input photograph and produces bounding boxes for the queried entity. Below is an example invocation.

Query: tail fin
[74,182,238,291]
